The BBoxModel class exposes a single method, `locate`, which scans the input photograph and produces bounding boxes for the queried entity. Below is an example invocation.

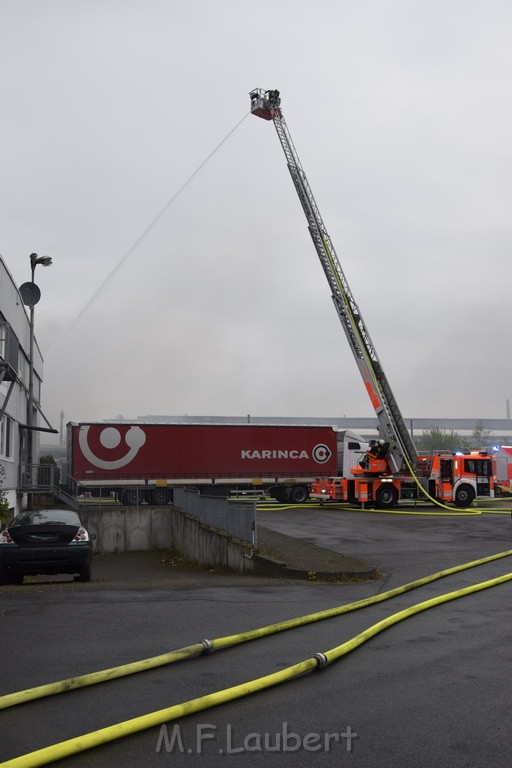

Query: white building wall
[0,255,44,515]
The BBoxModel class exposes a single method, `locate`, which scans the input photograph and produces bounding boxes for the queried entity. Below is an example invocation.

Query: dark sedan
[0,509,95,584]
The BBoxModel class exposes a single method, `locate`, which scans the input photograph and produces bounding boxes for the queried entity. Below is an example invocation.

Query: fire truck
[250,88,494,508]
[494,446,512,496]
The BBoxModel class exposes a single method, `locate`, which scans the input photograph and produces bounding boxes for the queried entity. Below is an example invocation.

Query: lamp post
[22,253,52,496]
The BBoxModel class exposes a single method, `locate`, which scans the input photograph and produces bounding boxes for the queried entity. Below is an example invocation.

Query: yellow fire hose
[258,502,484,514]
[3,567,512,768]
[2,548,511,713]
[257,497,512,514]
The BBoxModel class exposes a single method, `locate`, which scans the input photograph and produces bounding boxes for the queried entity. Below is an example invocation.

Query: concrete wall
[168,504,253,573]
[79,507,172,554]
[80,505,254,573]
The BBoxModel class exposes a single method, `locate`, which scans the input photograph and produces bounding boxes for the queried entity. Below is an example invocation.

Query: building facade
[0,256,44,514]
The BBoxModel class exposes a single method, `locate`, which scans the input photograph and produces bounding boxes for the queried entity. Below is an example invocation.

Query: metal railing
[18,462,57,491]
[173,487,256,545]
[16,468,257,543]
[18,463,79,509]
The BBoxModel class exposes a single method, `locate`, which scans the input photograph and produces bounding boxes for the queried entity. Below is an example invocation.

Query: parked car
[0,509,95,584]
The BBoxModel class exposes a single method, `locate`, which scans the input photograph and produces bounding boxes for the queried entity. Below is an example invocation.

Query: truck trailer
[66,422,368,505]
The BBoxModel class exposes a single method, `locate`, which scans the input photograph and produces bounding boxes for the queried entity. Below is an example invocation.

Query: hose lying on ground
[4,568,512,768]
[2,548,512,711]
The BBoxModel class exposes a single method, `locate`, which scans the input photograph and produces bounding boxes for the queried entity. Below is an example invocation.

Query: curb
[253,553,378,581]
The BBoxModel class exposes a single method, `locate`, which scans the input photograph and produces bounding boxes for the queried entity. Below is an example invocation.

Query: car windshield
[10,510,81,527]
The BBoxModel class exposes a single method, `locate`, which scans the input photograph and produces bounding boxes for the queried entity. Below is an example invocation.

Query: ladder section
[249,88,417,472]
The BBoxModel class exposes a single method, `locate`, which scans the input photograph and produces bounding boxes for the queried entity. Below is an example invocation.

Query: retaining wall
[80,505,254,573]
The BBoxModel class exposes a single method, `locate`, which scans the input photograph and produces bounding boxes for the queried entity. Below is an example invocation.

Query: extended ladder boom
[250,88,417,473]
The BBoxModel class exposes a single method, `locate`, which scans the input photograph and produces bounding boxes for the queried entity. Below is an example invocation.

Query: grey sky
[1,0,511,433]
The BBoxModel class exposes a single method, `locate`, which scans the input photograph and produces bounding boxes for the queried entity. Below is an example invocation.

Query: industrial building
[0,255,47,515]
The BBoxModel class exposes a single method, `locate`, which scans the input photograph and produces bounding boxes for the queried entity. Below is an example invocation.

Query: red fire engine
[250,88,494,508]
[494,446,512,496]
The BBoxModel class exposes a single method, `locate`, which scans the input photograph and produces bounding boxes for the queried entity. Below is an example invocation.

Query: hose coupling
[313,652,328,668]
[201,639,213,654]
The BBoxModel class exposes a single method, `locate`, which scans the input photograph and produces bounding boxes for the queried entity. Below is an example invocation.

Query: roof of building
[128,414,512,433]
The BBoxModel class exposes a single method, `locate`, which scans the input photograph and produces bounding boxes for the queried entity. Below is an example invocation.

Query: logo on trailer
[312,444,332,464]
[240,443,332,464]
[79,426,146,469]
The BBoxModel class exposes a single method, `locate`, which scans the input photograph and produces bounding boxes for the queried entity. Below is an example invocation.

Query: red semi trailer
[66,422,368,505]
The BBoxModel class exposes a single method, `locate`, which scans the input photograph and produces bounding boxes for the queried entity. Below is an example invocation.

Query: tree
[463,420,492,451]
[415,427,464,453]
[415,421,493,454]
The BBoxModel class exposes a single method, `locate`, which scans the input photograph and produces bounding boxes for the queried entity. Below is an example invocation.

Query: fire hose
[2,549,512,767]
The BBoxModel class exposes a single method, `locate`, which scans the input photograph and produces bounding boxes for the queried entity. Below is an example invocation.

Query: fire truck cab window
[440,459,453,480]
[464,459,490,476]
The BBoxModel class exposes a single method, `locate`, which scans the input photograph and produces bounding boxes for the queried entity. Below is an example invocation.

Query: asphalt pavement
[2,502,512,768]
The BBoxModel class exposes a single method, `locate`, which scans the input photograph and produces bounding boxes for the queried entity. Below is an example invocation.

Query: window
[0,415,13,459]
[464,458,491,476]
[0,320,20,372]
[34,373,41,405]
[440,459,453,481]
[12,509,81,527]
[19,352,29,390]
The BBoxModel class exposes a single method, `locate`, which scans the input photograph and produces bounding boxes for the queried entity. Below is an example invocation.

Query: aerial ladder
[249,88,494,508]
[250,88,416,476]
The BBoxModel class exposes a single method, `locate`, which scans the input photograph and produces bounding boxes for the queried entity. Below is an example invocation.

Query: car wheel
[0,571,23,585]
[76,563,92,582]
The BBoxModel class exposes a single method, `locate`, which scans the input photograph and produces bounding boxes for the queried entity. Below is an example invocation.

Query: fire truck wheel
[454,484,475,508]
[375,484,398,509]
[289,486,309,504]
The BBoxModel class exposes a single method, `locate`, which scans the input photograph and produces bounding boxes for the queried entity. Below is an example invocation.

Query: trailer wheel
[454,484,475,508]
[375,484,398,509]
[268,487,289,503]
[288,485,309,504]
[151,488,171,505]
[121,488,141,506]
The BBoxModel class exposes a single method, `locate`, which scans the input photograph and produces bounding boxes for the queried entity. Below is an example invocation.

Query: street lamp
[30,253,52,281]
[20,253,52,497]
